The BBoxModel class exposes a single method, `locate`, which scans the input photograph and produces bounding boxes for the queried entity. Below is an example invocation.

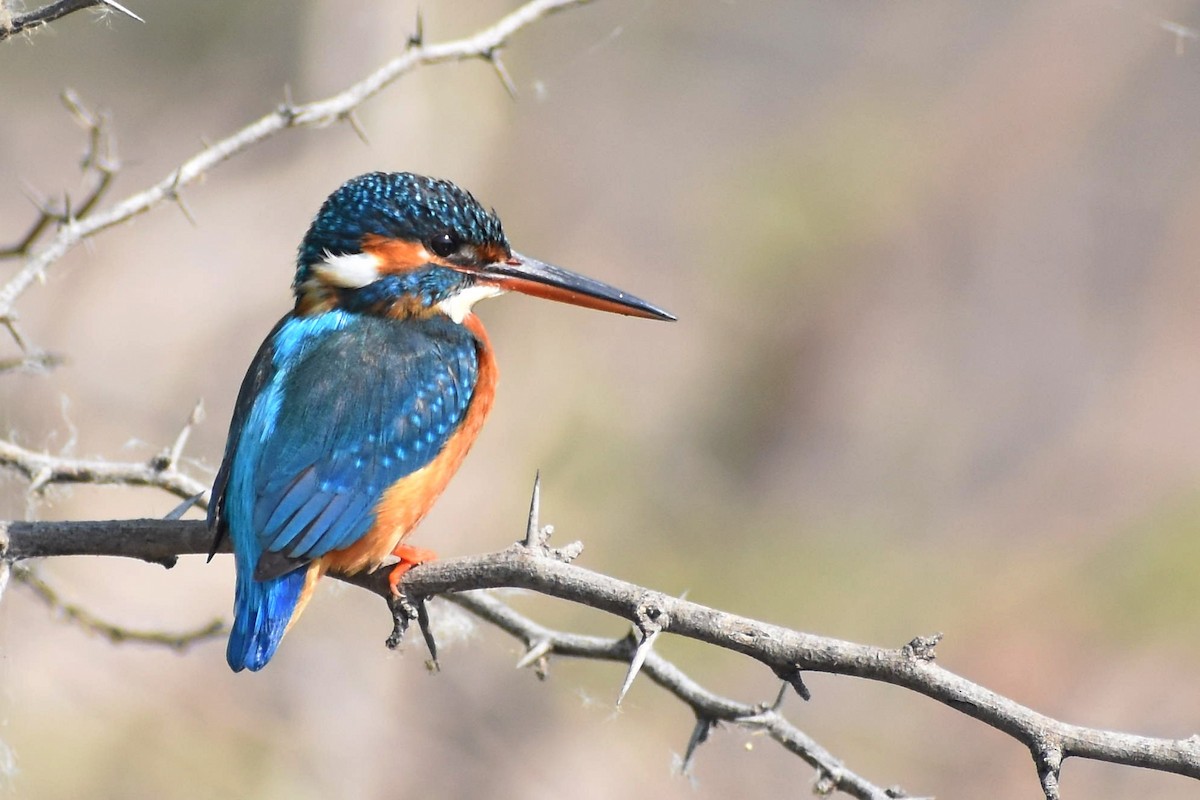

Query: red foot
[387,544,438,596]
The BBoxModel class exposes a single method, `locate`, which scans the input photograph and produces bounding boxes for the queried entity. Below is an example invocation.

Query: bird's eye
[428,232,460,258]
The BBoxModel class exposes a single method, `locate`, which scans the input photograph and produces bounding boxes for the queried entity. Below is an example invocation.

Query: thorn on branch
[773,664,812,701]
[165,170,197,226]
[515,637,553,673]
[1,318,29,352]
[278,85,298,126]
[407,9,423,48]
[485,49,518,100]
[681,715,715,776]
[27,466,53,496]
[616,594,669,705]
[415,594,440,671]
[768,681,788,712]
[98,0,144,23]
[61,191,78,230]
[342,111,370,146]
[164,492,206,521]
[523,470,542,549]
[616,624,661,706]
[516,471,584,561]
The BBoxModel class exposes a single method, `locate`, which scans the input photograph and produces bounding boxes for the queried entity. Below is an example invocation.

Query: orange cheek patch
[478,241,510,264]
[362,234,434,273]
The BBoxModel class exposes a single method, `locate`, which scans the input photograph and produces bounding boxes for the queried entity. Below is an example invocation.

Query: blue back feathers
[212,310,481,671]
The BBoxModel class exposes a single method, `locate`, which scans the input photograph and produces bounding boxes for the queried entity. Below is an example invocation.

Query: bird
[207,172,674,672]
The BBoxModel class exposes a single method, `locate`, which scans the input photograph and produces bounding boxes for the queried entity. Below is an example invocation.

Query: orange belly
[317,312,497,577]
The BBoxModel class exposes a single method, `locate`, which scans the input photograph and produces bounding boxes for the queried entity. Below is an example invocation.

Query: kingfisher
[207,172,673,672]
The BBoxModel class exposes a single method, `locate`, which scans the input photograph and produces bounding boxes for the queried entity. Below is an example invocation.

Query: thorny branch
[0,0,142,42]
[0,406,209,504]
[0,0,592,330]
[4,513,1200,798]
[445,590,903,799]
[0,516,900,800]
[1,90,118,262]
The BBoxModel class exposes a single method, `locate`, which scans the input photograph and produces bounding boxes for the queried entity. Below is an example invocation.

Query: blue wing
[208,317,285,560]
[220,310,480,579]
[211,310,480,672]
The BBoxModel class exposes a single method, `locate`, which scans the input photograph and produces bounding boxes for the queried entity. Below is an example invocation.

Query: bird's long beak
[479,252,676,321]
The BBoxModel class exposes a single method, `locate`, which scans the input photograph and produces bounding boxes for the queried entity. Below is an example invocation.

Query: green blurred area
[3,1,1200,798]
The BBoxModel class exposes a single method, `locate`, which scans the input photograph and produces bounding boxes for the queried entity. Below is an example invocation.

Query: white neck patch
[313,251,382,289]
[437,284,505,323]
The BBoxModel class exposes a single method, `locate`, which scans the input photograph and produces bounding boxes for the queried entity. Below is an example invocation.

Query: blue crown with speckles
[294,172,507,291]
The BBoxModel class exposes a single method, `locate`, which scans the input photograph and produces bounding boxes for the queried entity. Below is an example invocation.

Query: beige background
[3,1,1200,797]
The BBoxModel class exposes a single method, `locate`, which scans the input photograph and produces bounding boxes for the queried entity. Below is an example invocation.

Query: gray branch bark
[0,0,142,41]
[4,516,1198,798]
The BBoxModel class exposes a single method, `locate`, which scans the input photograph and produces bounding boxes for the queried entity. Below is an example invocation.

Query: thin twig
[0,350,65,376]
[0,437,210,503]
[11,563,222,650]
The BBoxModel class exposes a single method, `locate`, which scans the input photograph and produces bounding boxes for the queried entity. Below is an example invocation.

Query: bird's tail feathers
[227,566,308,672]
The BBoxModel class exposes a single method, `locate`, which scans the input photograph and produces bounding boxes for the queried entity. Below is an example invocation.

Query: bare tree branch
[0,0,591,324]
[0,91,118,262]
[0,517,901,799]
[10,562,222,649]
[4,515,1199,797]
[446,590,910,800]
[0,437,210,503]
[0,0,142,42]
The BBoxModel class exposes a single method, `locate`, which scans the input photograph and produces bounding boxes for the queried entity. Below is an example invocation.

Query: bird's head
[294,172,674,323]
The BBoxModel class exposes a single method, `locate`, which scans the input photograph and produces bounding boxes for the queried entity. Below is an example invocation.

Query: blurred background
[3,1,1200,797]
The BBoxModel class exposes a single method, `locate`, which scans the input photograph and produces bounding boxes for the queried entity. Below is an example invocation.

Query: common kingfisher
[208,172,673,672]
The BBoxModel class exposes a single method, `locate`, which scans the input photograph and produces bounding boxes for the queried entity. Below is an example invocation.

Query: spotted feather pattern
[245,311,478,568]
[294,172,506,292]
[210,309,480,669]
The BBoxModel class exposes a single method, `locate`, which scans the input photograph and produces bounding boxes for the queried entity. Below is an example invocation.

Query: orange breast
[316,313,498,576]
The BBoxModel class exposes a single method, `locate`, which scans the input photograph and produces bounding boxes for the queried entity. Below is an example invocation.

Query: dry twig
[0,0,142,42]
[0,0,591,326]
[11,563,222,650]
[0,429,209,503]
